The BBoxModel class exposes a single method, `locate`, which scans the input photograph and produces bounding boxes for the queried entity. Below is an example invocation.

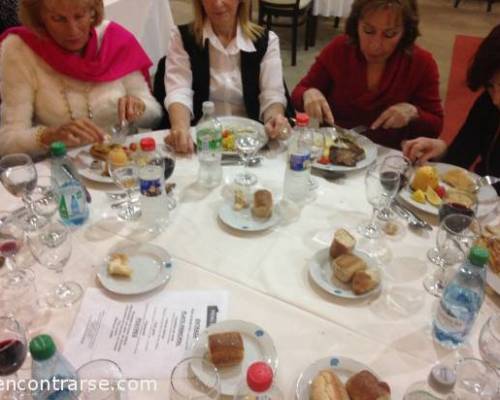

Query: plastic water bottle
[196,101,222,188]
[30,334,79,400]
[235,362,283,400]
[138,137,169,232]
[283,113,311,205]
[50,142,89,226]
[432,245,489,349]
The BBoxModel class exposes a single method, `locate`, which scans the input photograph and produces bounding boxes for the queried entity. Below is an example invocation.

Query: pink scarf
[0,22,152,83]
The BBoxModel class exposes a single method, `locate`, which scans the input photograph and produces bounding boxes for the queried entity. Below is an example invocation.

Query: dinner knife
[392,199,433,231]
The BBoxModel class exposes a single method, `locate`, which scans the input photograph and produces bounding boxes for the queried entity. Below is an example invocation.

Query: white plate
[399,162,498,218]
[97,243,172,295]
[75,147,114,184]
[190,116,267,154]
[312,133,377,173]
[218,202,279,232]
[308,248,382,299]
[190,320,278,397]
[487,265,500,295]
[296,356,378,400]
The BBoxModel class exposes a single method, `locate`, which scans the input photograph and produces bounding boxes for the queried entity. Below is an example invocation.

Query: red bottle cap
[246,362,273,393]
[295,113,309,127]
[140,137,156,152]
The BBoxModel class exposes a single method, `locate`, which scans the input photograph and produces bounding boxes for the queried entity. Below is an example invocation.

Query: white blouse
[164,22,287,120]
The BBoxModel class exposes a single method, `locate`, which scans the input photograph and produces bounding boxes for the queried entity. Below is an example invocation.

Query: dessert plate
[308,248,382,299]
[296,356,378,400]
[218,202,280,232]
[312,132,377,173]
[97,243,172,295]
[190,320,278,397]
[399,162,497,218]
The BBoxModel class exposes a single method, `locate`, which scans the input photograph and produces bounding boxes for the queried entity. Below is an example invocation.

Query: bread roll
[252,190,273,219]
[333,253,367,283]
[208,332,244,368]
[107,253,133,278]
[310,370,350,400]
[330,229,356,259]
[346,370,391,400]
[351,269,380,295]
[90,143,112,161]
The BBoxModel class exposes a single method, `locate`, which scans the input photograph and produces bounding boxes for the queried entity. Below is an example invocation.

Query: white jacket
[0,23,162,156]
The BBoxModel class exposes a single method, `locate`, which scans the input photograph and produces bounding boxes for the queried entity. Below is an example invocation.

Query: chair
[258,0,316,66]
[453,0,494,12]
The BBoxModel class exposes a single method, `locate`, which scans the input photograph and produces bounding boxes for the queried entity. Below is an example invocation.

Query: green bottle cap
[468,246,489,267]
[29,334,56,361]
[50,141,67,157]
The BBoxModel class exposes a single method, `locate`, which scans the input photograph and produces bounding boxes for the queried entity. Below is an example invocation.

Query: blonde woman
[164,0,293,154]
[0,0,162,156]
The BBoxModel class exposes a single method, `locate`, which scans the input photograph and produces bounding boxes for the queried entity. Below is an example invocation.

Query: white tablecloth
[104,0,174,71]
[1,130,499,399]
[313,0,354,17]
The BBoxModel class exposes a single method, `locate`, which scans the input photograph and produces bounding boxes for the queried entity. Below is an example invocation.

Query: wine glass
[479,313,500,369]
[306,129,325,192]
[234,129,263,187]
[77,359,124,400]
[453,358,499,399]
[28,221,82,308]
[357,162,400,239]
[0,154,43,231]
[378,154,412,221]
[108,158,142,221]
[170,357,220,399]
[162,144,177,210]
[0,315,27,400]
[424,213,481,297]
[30,175,58,223]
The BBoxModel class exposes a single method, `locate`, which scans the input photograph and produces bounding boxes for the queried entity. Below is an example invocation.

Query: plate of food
[190,116,268,154]
[190,319,278,397]
[308,229,382,299]
[312,129,377,173]
[218,188,280,231]
[399,163,498,218]
[296,356,390,400]
[97,243,172,295]
[477,223,500,294]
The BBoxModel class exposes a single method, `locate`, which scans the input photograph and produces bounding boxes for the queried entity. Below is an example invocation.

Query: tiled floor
[169,0,499,99]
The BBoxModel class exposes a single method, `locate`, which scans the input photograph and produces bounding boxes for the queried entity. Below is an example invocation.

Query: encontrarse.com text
[0,378,158,393]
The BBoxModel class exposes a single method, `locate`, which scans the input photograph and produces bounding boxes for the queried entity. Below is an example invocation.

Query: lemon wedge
[411,189,426,204]
[426,186,442,207]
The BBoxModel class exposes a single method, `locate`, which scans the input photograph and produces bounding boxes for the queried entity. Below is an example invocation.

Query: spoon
[221,156,262,167]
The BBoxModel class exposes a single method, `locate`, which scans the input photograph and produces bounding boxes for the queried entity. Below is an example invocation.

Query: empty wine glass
[234,130,263,187]
[108,158,142,221]
[378,154,412,221]
[78,359,124,400]
[424,213,481,297]
[479,313,500,369]
[30,175,58,224]
[170,357,220,399]
[0,153,43,231]
[453,358,499,399]
[358,162,401,239]
[0,315,27,400]
[28,221,82,308]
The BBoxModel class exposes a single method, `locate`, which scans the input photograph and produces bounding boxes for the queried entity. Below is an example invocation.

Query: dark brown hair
[345,0,420,51]
[467,24,500,91]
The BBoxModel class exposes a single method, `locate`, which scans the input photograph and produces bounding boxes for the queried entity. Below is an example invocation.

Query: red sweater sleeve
[407,49,443,139]
[291,38,337,111]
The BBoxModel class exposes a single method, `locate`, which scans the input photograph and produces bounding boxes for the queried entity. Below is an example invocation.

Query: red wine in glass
[0,339,27,375]
[0,239,21,257]
[439,202,475,223]
[163,157,175,180]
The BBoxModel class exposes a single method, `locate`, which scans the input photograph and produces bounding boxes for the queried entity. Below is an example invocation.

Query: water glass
[378,154,411,221]
[454,358,499,399]
[78,359,124,400]
[479,313,500,369]
[170,357,220,399]
[161,144,177,210]
[108,160,141,221]
[234,130,263,187]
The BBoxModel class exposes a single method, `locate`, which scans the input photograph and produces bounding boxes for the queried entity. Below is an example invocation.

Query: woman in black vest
[402,24,500,195]
[163,0,292,154]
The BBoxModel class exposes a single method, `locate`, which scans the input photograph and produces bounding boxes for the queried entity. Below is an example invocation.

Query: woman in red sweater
[291,0,443,149]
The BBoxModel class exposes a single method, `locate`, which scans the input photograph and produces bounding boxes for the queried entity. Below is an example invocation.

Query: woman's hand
[402,137,448,165]
[371,102,418,130]
[265,114,291,140]
[165,128,194,154]
[43,118,105,148]
[118,96,146,123]
[303,88,334,126]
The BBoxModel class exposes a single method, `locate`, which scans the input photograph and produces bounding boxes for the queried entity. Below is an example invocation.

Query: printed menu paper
[64,288,228,379]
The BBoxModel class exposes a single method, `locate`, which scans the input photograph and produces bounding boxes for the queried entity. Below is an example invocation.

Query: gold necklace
[59,78,93,121]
